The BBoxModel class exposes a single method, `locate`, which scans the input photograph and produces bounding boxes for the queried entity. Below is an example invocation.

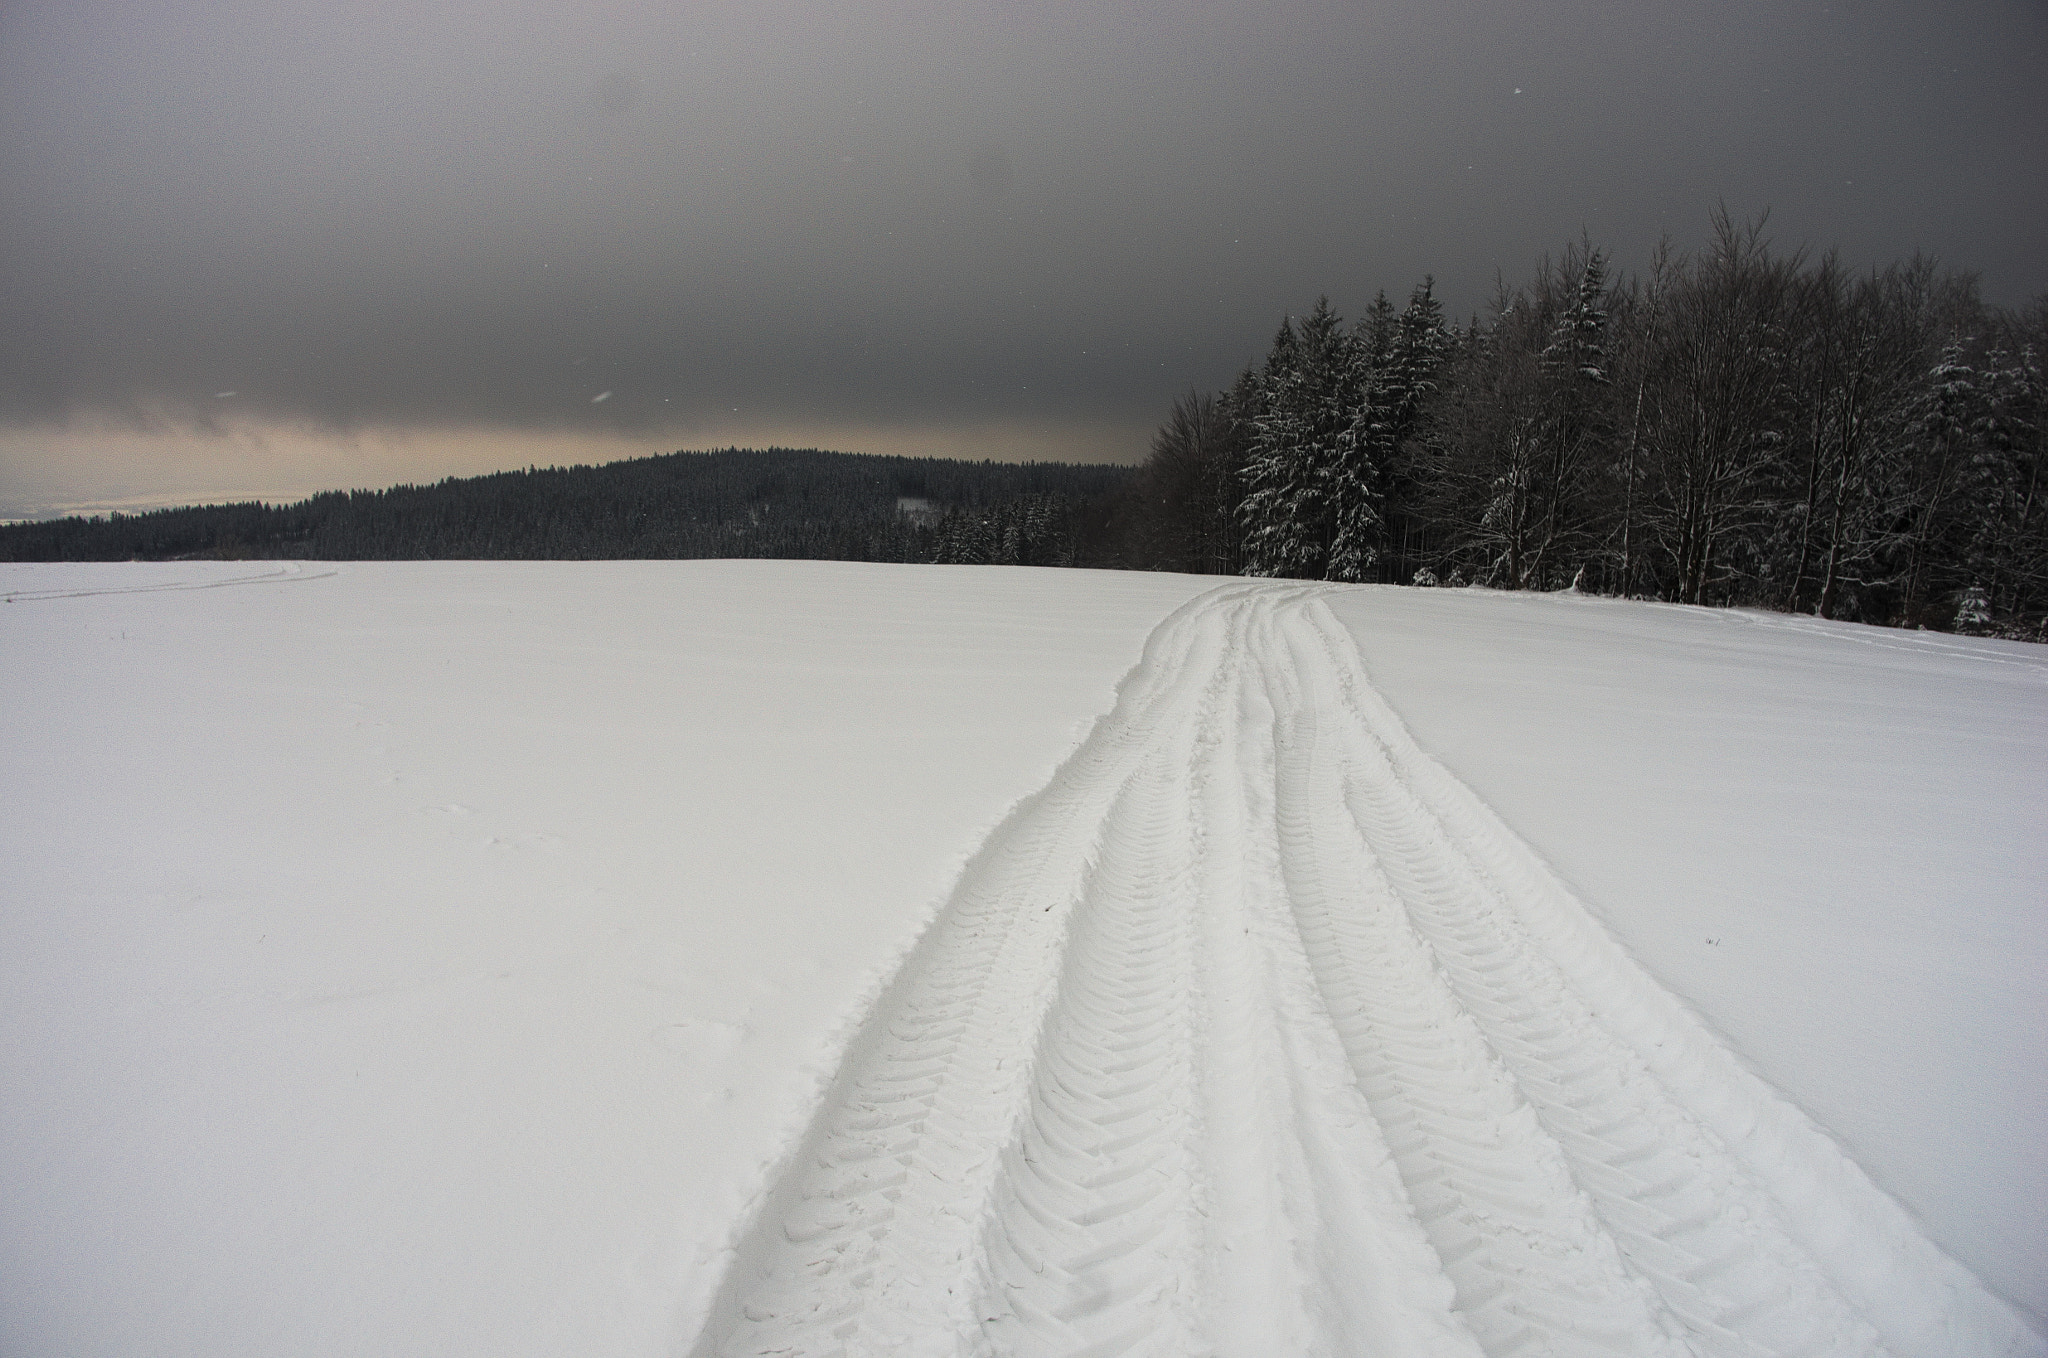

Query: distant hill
[0,448,1143,567]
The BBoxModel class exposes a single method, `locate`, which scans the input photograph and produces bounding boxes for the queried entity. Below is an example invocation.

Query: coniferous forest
[1125,213,2046,639]
[0,449,1131,570]
[8,214,2042,639]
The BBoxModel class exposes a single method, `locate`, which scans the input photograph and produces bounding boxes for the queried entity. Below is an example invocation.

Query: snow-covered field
[1324,586,2048,1334]
[2,561,2042,1356]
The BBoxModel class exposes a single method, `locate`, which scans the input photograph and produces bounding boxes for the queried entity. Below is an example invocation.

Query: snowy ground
[2,561,2041,1356]
[1322,587,2048,1331]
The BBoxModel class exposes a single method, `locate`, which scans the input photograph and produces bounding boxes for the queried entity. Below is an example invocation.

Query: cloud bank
[3,0,2044,511]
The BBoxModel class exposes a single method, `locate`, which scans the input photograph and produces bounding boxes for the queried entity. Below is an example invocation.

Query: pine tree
[1451,284,1549,588]
[1545,253,1610,384]
[1237,317,1306,577]
[1965,345,2044,622]
[1897,338,1981,620]
[1333,280,1449,582]
[1238,300,1361,578]
[1524,252,1613,587]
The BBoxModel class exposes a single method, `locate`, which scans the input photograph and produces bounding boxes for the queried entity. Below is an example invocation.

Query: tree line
[1123,211,2045,638]
[0,448,1133,568]
[10,212,2041,640]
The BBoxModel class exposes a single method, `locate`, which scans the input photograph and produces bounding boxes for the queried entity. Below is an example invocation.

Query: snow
[0,560,1213,1357]
[1322,586,2048,1325]
[2,561,2041,1356]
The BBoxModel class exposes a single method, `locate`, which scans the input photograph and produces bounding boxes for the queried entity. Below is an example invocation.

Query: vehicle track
[690,584,2042,1358]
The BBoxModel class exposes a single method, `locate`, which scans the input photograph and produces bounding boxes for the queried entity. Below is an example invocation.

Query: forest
[8,214,2041,639]
[1124,212,2045,639]
[0,449,1130,570]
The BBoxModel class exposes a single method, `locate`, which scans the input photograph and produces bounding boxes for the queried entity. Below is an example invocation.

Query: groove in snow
[690,583,2044,1358]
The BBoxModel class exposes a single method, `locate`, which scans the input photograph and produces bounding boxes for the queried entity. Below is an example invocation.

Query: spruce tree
[1898,338,1981,620]
[1239,302,1360,578]
[1966,345,2044,622]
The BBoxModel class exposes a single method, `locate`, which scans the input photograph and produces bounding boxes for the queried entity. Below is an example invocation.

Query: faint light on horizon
[591,390,612,403]
[215,391,236,398]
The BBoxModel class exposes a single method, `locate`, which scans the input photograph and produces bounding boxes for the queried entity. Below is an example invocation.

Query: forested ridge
[0,448,1132,569]
[10,214,2041,639]
[1126,212,2046,639]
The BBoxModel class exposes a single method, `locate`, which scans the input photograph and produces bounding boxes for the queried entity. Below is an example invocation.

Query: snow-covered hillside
[2,562,2041,1357]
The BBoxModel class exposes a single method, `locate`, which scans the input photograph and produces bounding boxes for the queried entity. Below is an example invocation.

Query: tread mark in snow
[690,585,2045,1358]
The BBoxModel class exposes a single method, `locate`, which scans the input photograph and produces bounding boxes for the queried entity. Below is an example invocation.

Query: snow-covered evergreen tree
[1237,318,1307,577]
[1238,300,1361,578]
[1543,253,1610,385]
[1964,345,2044,622]
[1526,252,1613,587]
[1390,278,1455,421]
[1894,338,1982,620]
[1332,281,1449,581]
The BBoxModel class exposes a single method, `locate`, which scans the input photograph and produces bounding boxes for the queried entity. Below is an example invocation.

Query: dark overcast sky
[3,0,2045,513]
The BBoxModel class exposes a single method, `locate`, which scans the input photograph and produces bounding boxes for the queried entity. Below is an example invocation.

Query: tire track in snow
[1,563,337,601]
[1288,597,2041,1358]
[1256,599,1688,1358]
[970,747,1203,1357]
[691,584,2044,1358]
[689,584,1271,1356]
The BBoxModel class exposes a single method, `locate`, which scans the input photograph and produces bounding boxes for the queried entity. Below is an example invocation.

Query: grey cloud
[2,0,2044,479]
[968,143,1014,199]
